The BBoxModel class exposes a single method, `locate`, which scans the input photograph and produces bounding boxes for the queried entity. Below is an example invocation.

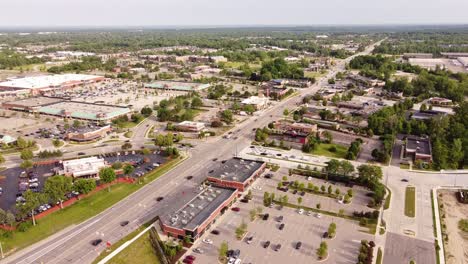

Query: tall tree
[100,167,117,191]
[44,175,73,208]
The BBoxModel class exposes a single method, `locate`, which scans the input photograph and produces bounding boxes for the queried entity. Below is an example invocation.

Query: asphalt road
[1,41,384,264]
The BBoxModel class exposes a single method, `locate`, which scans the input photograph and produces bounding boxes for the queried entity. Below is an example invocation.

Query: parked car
[240,198,249,203]
[295,241,302,250]
[263,241,271,248]
[120,221,129,227]
[298,208,304,214]
[246,236,253,244]
[401,179,409,182]
[202,238,213,244]
[186,176,193,180]
[279,223,285,230]
[274,244,282,251]
[277,215,283,222]
[211,230,220,235]
[156,197,164,202]
[193,248,204,254]
[232,207,240,212]
[91,239,103,246]
[185,255,196,261]
[315,213,322,218]
[323,232,329,238]
[262,213,269,220]
[183,258,193,264]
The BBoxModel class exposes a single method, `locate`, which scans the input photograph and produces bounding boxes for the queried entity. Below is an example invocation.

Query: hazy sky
[2,0,468,27]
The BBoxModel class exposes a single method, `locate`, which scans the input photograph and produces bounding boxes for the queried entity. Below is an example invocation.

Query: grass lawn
[115,121,138,129]
[376,248,383,264]
[1,156,185,256]
[399,163,410,169]
[92,223,153,264]
[405,186,416,217]
[107,231,160,264]
[304,71,327,79]
[309,143,347,159]
[124,131,134,138]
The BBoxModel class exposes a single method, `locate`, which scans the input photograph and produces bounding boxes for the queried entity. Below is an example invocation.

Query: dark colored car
[232,207,240,212]
[77,152,86,156]
[279,223,285,230]
[293,189,298,194]
[322,232,329,238]
[300,191,305,196]
[277,215,283,222]
[211,230,220,235]
[120,221,129,227]
[212,158,218,161]
[263,213,269,220]
[186,176,193,180]
[240,198,249,203]
[274,244,282,251]
[265,173,273,179]
[401,179,409,182]
[186,255,196,261]
[156,197,164,202]
[91,239,103,246]
[295,242,302,250]
[182,258,193,264]
[263,241,271,248]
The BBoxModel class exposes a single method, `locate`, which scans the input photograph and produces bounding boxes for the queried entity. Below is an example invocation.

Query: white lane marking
[16,217,103,264]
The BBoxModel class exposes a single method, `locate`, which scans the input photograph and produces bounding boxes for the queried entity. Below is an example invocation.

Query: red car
[186,255,196,261]
[183,258,193,264]
[232,207,240,212]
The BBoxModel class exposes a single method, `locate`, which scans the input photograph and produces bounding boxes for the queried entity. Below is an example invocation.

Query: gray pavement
[0,40,385,264]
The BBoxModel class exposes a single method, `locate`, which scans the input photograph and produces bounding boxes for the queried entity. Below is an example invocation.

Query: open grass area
[0,156,185,256]
[124,131,133,138]
[308,143,348,159]
[405,186,416,217]
[376,248,383,264]
[304,71,327,79]
[222,61,261,70]
[107,231,161,264]
[92,223,153,264]
[399,163,410,169]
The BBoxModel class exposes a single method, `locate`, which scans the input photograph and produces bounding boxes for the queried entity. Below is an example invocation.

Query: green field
[309,143,348,159]
[108,232,161,264]
[124,131,134,138]
[0,156,185,255]
[405,186,416,217]
[222,61,261,70]
[376,248,383,264]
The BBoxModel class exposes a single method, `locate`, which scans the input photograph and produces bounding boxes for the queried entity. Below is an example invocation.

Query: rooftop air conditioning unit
[198,205,203,210]
[198,196,205,200]
[216,190,221,194]
[190,212,195,217]
[189,204,195,208]
[207,197,213,201]
[181,220,188,224]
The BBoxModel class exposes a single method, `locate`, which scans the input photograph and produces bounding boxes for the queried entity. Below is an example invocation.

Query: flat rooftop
[162,186,236,231]
[406,136,431,156]
[38,101,130,120]
[0,74,102,90]
[145,81,210,91]
[3,96,63,108]
[208,158,264,183]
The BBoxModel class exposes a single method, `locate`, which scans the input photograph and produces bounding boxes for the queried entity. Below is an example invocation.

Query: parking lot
[0,151,166,212]
[186,173,374,264]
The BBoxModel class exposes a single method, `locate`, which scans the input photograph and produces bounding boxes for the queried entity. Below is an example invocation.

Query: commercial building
[206,158,266,192]
[403,53,433,59]
[0,134,17,145]
[38,101,131,122]
[174,121,206,132]
[159,186,238,241]
[61,156,107,178]
[403,136,432,163]
[65,125,111,142]
[2,97,63,112]
[411,110,448,121]
[144,81,210,92]
[427,97,453,106]
[273,120,318,137]
[440,52,468,59]
[0,74,104,96]
[408,58,446,70]
[241,96,269,110]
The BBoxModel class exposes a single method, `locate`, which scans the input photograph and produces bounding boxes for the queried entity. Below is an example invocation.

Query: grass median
[1,155,186,256]
[405,186,416,217]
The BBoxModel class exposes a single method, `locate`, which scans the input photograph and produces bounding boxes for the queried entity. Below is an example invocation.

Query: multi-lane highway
[1,40,384,264]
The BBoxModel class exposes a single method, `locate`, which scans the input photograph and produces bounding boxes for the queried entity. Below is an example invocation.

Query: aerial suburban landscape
[0,2,467,264]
